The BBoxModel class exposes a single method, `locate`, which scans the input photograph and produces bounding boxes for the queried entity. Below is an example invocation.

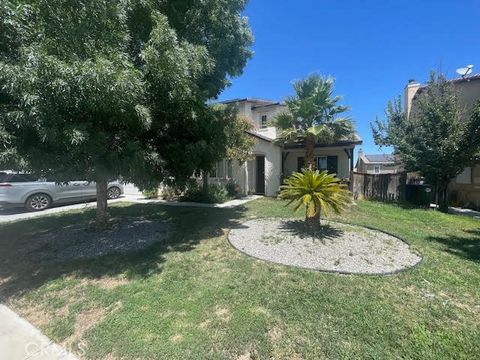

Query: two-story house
[355,150,402,174]
[210,98,362,196]
[405,75,480,207]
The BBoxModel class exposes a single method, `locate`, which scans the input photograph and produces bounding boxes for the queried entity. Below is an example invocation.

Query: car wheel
[107,186,121,199]
[25,193,52,211]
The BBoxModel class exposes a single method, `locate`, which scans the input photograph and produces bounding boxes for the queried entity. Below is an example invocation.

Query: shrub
[161,185,181,201]
[226,180,241,198]
[142,187,159,199]
[279,169,351,231]
[182,183,229,204]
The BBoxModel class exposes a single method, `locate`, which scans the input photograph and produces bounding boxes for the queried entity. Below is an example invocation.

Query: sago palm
[279,169,351,231]
[271,74,355,169]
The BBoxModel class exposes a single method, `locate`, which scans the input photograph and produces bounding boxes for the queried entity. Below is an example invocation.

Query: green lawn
[0,199,479,359]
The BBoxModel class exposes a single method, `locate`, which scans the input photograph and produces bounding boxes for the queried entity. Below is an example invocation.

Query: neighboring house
[355,150,402,174]
[405,74,480,207]
[210,98,362,196]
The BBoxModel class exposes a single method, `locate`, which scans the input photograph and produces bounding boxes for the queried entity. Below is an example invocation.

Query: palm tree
[272,74,355,169]
[279,169,351,231]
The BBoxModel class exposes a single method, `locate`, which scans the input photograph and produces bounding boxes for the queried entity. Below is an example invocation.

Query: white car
[0,172,124,211]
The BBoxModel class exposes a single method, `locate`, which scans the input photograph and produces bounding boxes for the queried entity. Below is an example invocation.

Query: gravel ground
[26,218,171,261]
[228,218,422,275]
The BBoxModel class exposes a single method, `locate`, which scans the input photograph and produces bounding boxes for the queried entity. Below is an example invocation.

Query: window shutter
[327,156,338,174]
[297,157,305,172]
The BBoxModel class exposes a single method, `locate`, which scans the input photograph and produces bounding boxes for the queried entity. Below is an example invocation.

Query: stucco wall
[454,80,480,108]
[358,163,400,174]
[448,164,480,206]
[229,138,282,197]
[283,147,351,179]
[254,139,282,196]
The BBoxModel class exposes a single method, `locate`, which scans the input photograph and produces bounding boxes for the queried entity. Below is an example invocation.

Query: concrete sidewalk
[0,195,262,223]
[449,206,480,219]
[126,195,262,208]
[0,305,79,360]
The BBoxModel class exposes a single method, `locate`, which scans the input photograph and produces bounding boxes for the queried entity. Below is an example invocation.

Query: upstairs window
[374,165,380,174]
[261,115,268,128]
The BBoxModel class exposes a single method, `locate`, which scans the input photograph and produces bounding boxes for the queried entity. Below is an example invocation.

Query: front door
[256,155,265,194]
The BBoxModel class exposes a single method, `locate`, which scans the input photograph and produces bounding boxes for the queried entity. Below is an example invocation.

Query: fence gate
[352,172,406,201]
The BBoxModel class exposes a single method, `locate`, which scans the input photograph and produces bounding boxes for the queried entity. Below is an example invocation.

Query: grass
[0,199,479,359]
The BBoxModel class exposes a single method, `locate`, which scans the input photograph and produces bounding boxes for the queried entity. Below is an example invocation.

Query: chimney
[404,79,420,118]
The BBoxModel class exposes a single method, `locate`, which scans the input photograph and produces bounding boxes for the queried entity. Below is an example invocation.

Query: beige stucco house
[405,74,480,206]
[210,98,362,196]
[355,150,402,174]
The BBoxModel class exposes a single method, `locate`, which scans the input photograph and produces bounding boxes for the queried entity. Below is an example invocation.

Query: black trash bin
[406,184,433,206]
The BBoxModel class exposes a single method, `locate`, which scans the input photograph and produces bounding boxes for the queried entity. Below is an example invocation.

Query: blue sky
[219,0,480,155]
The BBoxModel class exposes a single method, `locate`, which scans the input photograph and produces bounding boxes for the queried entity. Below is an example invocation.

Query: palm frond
[270,111,294,130]
[279,169,351,220]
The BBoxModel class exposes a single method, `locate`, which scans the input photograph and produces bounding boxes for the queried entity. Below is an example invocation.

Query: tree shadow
[426,228,480,262]
[0,203,246,300]
[278,219,344,242]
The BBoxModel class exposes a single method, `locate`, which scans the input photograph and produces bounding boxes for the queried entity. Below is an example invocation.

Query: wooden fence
[352,172,407,201]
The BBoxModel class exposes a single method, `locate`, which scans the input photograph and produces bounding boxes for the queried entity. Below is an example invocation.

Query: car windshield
[0,173,38,183]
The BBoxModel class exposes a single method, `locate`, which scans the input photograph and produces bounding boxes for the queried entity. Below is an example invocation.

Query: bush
[226,180,241,199]
[142,187,159,199]
[182,183,229,204]
[161,185,180,201]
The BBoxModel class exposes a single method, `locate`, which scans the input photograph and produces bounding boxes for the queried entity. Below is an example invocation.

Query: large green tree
[372,73,480,212]
[0,0,252,222]
[271,74,356,169]
[163,103,254,191]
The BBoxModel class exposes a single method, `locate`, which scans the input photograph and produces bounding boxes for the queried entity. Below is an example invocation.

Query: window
[456,167,471,184]
[296,156,337,174]
[217,161,225,178]
[297,157,305,172]
[211,160,225,178]
[0,173,37,182]
[261,115,268,128]
[317,157,327,171]
[227,160,233,179]
[374,165,380,174]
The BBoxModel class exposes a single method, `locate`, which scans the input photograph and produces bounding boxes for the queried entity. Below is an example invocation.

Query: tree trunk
[438,183,449,213]
[305,134,316,170]
[202,171,209,192]
[96,179,109,225]
[305,201,321,232]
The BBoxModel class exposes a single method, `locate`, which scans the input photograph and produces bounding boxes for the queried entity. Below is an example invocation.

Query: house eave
[283,140,363,150]
[245,130,276,144]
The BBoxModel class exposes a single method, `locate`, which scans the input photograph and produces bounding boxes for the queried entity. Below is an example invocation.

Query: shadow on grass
[426,228,480,262]
[0,203,246,300]
[279,220,343,241]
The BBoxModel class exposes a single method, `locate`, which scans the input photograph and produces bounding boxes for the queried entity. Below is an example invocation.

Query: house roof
[449,73,480,84]
[220,98,279,106]
[361,154,395,164]
[415,73,480,95]
[283,134,363,149]
[245,130,275,144]
[251,102,286,110]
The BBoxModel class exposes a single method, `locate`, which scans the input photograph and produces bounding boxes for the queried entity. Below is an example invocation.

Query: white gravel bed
[228,218,422,275]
